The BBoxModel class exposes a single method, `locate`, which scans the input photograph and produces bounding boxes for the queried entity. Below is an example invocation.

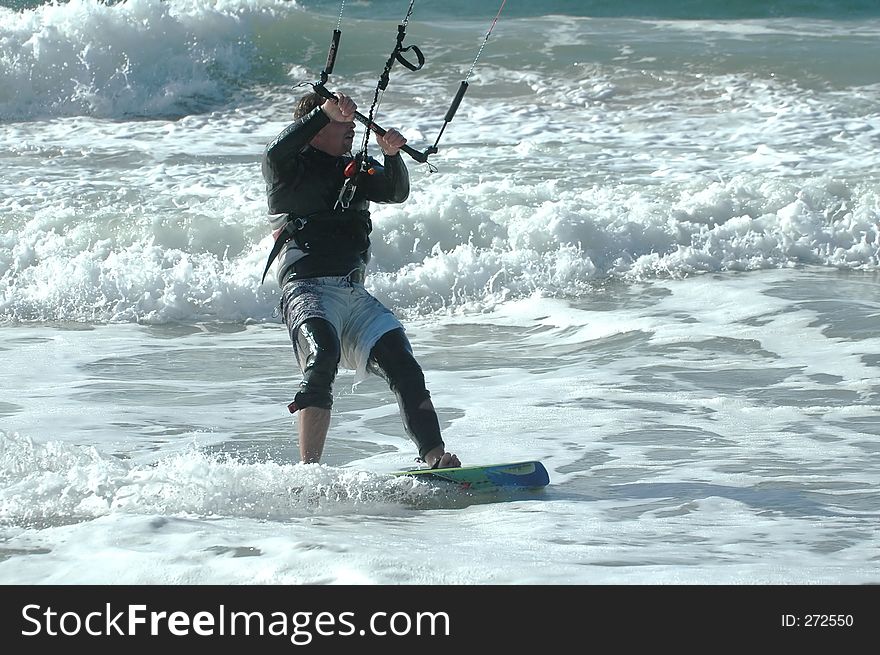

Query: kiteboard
[393,460,549,493]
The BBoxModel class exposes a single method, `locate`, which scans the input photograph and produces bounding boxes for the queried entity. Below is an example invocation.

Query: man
[261,90,460,469]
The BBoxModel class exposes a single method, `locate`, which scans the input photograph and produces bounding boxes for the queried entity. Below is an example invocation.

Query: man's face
[311,119,356,157]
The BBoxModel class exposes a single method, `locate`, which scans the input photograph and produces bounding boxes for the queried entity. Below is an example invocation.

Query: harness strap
[261,210,373,284]
[261,222,295,284]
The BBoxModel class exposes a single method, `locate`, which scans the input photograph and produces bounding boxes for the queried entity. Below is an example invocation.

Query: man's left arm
[364,128,410,204]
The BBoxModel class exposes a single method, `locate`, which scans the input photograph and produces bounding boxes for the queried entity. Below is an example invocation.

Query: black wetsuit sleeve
[363,153,410,204]
[261,107,330,183]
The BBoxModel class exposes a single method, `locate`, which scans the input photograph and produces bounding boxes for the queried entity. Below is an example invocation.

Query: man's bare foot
[435,452,461,468]
[424,447,461,469]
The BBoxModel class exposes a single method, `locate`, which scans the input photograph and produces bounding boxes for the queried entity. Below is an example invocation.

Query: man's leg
[368,328,460,468]
[290,318,340,464]
[298,406,331,464]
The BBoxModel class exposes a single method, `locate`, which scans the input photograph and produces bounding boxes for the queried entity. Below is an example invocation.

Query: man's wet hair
[294,92,324,120]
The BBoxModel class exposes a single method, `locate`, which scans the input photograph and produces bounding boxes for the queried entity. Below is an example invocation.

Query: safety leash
[356,0,423,162]
[313,0,427,160]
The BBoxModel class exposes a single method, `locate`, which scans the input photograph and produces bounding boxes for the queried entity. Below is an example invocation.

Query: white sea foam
[2,268,879,584]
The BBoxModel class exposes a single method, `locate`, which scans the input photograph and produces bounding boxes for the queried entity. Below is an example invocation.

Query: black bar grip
[312,83,335,101]
[444,81,469,123]
[310,84,431,163]
[352,113,429,163]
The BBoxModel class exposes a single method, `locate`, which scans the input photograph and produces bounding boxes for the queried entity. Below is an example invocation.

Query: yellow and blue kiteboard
[393,460,549,493]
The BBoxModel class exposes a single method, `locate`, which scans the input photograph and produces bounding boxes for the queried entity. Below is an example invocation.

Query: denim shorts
[281,275,405,382]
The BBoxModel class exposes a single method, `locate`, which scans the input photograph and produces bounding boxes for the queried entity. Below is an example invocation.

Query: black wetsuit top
[261,107,410,282]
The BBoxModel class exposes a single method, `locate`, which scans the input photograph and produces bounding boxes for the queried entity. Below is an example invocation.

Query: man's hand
[321,92,357,122]
[375,127,407,156]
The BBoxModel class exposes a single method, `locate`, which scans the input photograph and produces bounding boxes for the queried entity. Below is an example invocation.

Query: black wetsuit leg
[291,317,340,411]
[368,328,444,459]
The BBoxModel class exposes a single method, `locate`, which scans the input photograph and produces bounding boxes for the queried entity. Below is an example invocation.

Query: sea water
[1,0,878,585]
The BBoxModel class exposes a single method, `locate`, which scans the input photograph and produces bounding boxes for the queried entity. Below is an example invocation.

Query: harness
[260,209,372,284]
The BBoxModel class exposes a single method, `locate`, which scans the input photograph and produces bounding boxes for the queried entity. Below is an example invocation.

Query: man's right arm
[262,107,331,175]
[262,107,332,215]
